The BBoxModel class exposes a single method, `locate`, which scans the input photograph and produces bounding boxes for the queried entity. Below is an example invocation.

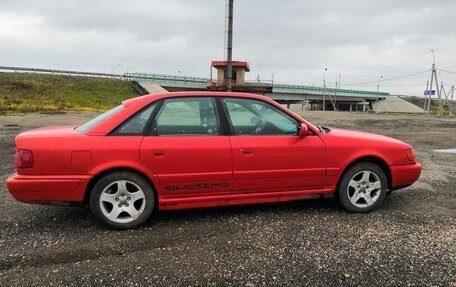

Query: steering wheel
[253,118,265,134]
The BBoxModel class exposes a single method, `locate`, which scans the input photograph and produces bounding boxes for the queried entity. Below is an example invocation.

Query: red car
[6,92,421,229]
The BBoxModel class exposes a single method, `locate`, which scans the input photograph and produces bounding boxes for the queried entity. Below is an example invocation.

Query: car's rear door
[139,97,232,199]
[222,97,326,193]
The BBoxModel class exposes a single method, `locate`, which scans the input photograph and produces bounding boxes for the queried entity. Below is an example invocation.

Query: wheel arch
[337,156,392,194]
[83,167,159,206]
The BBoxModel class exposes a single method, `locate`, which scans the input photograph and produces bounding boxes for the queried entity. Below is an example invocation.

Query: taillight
[15,149,33,168]
[406,148,416,162]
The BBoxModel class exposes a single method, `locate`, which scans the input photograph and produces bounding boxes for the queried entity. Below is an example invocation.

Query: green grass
[402,97,452,115]
[0,73,141,112]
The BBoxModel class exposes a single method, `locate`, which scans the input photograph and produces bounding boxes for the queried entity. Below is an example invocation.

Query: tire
[337,162,387,213]
[89,171,155,229]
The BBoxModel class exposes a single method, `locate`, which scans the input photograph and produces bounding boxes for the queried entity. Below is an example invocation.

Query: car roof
[121,91,270,107]
[87,91,319,136]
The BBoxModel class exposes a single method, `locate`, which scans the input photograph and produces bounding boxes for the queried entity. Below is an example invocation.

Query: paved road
[0,111,454,286]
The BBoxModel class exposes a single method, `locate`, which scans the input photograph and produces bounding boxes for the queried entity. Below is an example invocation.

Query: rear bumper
[6,173,90,204]
[390,163,421,189]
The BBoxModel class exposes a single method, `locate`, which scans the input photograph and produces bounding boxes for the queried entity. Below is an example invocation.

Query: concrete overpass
[126,72,389,111]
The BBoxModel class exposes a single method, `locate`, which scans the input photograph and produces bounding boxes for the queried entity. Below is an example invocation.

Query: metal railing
[130,73,389,97]
[272,83,390,97]
[126,72,208,87]
[0,65,124,79]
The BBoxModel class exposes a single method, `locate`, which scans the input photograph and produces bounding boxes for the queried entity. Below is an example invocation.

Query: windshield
[75,105,124,134]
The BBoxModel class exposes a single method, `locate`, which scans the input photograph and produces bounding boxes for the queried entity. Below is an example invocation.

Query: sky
[1,0,455,96]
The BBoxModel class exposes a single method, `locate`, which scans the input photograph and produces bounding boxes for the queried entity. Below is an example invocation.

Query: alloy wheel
[99,180,146,223]
[347,170,382,208]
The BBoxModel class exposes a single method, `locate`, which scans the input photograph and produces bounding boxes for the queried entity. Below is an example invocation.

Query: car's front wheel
[337,162,387,212]
[89,171,155,229]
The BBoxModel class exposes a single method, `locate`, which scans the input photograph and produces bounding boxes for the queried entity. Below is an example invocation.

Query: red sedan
[6,92,421,229]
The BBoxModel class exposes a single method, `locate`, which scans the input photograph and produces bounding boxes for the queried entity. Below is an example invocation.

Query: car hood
[323,128,410,147]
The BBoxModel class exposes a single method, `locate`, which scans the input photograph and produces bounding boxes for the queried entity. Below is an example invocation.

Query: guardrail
[129,73,389,97]
[0,65,124,79]
[126,72,208,87]
[272,83,390,97]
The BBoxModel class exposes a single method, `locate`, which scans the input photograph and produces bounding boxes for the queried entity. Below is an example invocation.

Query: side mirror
[299,123,308,137]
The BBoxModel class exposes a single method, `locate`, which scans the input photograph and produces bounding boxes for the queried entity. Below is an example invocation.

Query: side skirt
[158,188,335,210]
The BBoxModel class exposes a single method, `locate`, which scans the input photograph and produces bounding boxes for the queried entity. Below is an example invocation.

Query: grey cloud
[0,0,455,95]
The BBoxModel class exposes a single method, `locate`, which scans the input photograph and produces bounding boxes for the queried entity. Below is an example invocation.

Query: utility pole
[338,73,341,109]
[210,65,213,82]
[450,85,455,116]
[334,73,339,110]
[427,64,434,113]
[225,0,234,91]
[256,64,262,83]
[440,82,454,116]
[375,75,383,113]
[439,81,445,115]
[437,78,443,116]
[424,80,429,113]
[323,68,327,111]
[426,49,443,115]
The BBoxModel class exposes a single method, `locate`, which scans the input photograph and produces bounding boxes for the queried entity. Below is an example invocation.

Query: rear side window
[76,105,124,134]
[155,98,219,135]
[115,103,157,135]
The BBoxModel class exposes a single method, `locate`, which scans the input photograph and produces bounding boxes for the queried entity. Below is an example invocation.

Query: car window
[155,98,219,135]
[116,103,157,135]
[224,98,298,135]
[75,105,124,134]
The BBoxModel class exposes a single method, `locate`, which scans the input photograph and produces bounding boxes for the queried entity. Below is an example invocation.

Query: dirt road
[0,111,455,286]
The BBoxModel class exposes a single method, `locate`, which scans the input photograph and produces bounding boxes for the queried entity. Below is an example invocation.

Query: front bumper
[390,163,422,189]
[6,173,90,204]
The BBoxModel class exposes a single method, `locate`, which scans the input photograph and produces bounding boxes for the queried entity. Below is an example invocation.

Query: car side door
[222,97,326,193]
[139,97,233,199]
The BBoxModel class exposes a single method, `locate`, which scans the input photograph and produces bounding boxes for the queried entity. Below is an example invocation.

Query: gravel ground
[0,111,455,286]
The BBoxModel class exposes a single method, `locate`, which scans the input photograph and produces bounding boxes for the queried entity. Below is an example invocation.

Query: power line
[343,69,431,86]
[437,68,456,75]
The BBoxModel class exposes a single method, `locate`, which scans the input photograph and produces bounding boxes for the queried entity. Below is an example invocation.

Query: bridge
[127,72,390,111]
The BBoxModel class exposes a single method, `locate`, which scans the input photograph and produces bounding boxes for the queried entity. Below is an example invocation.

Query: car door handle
[240,148,254,154]
[153,150,165,157]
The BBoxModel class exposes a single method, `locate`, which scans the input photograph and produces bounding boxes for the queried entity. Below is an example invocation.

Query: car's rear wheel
[89,171,155,229]
[337,162,387,212]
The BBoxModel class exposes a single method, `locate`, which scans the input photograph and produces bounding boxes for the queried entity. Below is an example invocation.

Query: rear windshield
[75,105,124,134]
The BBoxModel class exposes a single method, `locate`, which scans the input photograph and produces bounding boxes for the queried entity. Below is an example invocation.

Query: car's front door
[139,97,232,198]
[222,97,326,193]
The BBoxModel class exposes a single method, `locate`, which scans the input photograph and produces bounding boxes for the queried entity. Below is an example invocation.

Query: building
[211,60,250,86]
